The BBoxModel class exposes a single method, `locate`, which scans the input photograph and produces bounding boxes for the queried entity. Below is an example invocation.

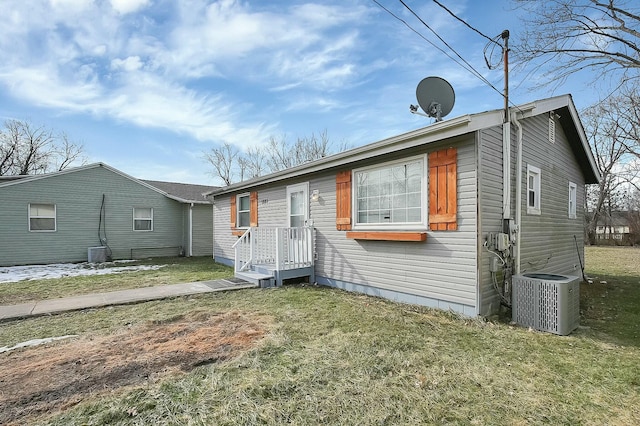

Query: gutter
[208,114,483,197]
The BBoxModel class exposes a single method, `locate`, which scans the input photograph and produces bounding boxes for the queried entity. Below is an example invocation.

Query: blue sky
[1,0,604,185]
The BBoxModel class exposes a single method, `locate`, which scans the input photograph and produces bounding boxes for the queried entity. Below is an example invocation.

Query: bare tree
[242,145,267,179]
[265,130,342,173]
[203,130,349,185]
[582,94,638,243]
[54,132,85,171]
[610,86,640,161]
[0,119,85,176]
[511,0,640,87]
[203,142,239,186]
[265,135,295,172]
[627,189,640,245]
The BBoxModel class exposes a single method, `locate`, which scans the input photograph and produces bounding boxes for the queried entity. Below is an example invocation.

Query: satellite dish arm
[409,105,431,118]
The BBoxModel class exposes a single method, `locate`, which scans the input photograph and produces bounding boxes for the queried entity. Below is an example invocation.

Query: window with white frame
[133,207,153,231]
[29,203,56,231]
[237,193,250,228]
[568,182,577,219]
[354,156,426,228]
[527,165,541,215]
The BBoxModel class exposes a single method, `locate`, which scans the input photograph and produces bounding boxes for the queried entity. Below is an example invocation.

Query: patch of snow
[0,262,167,284]
[0,335,78,354]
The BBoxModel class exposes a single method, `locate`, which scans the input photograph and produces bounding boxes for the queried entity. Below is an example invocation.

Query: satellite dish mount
[427,102,443,121]
[411,76,455,122]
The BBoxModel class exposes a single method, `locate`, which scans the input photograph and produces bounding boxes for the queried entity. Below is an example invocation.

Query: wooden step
[235,270,275,288]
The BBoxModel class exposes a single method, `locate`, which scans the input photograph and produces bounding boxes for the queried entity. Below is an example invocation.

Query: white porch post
[275,228,283,270]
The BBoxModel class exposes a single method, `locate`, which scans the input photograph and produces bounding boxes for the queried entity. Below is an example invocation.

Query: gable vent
[548,112,556,144]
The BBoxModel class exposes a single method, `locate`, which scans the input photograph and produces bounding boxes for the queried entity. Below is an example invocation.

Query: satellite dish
[415,76,455,121]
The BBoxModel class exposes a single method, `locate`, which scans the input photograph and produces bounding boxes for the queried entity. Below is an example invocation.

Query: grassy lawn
[582,246,640,347]
[0,256,232,305]
[0,248,638,425]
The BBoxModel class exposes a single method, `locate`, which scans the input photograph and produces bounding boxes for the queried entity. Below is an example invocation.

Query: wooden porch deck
[233,226,315,287]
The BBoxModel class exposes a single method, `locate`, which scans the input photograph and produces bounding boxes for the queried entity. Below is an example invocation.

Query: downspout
[503,122,511,220]
[502,29,511,222]
[511,111,523,274]
[188,203,194,257]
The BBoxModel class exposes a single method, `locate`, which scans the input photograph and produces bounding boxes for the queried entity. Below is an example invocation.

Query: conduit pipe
[511,111,524,274]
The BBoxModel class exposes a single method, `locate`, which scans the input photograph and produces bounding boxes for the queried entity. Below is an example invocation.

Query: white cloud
[110,0,150,15]
[95,72,274,148]
[0,0,378,152]
[111,56,144,72]
[50,0,92,11]
[1,65,102,108]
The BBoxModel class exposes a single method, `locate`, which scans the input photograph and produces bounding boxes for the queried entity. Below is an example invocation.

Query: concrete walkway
[0,279,258,321]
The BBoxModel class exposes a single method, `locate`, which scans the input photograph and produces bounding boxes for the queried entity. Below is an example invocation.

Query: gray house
[209,95,599,317]
[594,211,633,245]
[0,163,216,266]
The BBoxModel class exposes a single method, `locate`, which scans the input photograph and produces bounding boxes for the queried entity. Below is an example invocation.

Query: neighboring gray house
[208,94,599,317]
[594,211,632,244]
[0,163,216,266]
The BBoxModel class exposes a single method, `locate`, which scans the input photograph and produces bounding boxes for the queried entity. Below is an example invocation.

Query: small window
[133,207,153,231]
[237,194,250,228]
[527,165,541,215]
[568,182,577,219]
[354,156,426,229]
[29,203,56,231]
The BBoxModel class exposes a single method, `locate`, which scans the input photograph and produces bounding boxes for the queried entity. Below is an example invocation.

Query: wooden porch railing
[232,226,315,273]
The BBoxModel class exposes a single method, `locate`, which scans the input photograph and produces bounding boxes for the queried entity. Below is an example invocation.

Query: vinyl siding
[0,165,187,266]
[313,137,477,307]
[213,196,236,261]
[519,114,586,275]
[477,125,507,316]
[191,204,213,256]
[256,186,288,227]
[477,115,588,316]
[215,136,479,310]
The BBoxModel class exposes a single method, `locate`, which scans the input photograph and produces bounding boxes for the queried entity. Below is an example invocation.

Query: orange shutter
[336,170,352,231]
[250,191,258,227]
[230,195,237,228]
[428,148,457,231]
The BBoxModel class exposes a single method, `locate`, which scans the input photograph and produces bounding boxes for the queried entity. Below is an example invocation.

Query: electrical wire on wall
[98,194,113,261]
[483,242,512,307]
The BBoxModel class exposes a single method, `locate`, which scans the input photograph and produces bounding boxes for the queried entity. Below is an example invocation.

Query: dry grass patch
[0,310,270,425]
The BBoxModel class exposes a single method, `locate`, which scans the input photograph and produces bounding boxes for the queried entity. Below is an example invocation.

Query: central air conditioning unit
[512,273,581,335]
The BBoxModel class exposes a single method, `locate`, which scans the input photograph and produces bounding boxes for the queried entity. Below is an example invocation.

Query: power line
[395,0,504,98]
[431,0,500,46]
[371,0,487,85]
[373,0,526,112]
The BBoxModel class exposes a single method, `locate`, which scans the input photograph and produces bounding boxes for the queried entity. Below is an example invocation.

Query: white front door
[286,183,311,265]
[287,183,309,227]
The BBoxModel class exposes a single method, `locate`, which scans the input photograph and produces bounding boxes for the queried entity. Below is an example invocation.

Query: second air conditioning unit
[512,273,581,336]
[88,246,108,263]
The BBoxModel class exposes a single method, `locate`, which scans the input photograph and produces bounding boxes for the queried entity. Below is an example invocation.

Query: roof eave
[513,95,600,184]
[0,162,212,203]
[209,112,497,196]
